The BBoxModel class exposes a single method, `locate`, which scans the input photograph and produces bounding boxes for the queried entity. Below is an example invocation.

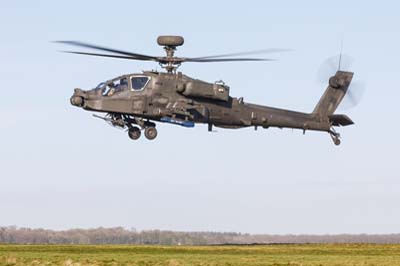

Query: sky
[0,0,399,234]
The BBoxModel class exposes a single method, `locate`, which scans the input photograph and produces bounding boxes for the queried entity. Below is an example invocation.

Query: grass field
[1,244,400,266]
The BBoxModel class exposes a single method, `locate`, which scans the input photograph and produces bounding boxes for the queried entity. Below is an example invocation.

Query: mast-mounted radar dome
[157,36,184,47]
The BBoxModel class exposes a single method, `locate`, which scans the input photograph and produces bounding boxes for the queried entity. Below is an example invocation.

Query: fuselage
[71,71,330,132]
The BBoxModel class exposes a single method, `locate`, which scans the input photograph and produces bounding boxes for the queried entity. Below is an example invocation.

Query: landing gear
[332,136,341,146]
[144,127,158,140]
[128,127,141,140]
[128,126,158,141]
[95,113,159,141]
[329,128,341,146]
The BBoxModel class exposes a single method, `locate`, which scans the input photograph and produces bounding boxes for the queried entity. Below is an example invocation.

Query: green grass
[1,244,400,266]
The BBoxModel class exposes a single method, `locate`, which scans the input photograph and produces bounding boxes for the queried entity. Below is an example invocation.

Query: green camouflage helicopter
[59,36,358,145]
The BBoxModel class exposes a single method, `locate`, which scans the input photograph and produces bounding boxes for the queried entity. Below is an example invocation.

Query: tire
[144,127,158,140]
[334,138,341,146]
[128,127,141,140]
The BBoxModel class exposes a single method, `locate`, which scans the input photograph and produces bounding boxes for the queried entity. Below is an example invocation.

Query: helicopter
[59,36,356,145]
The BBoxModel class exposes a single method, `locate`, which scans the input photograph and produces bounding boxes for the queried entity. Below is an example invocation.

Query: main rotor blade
[61,51,156,61]
[55,41,158,61]
[191,48,292,60]
[60,51,273,64]
[185,58,275,63]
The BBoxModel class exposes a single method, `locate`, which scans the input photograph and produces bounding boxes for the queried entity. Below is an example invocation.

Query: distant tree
[1,226,400,245]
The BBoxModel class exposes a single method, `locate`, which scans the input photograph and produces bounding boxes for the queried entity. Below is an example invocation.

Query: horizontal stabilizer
[329,114,354,127]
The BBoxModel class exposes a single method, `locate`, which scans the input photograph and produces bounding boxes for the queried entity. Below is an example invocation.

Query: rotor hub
[156,36,185,73]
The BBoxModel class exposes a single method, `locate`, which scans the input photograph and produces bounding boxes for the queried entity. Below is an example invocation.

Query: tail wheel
[333,137,341,146]
[144,127,157,140]
[128,127,141,140]
[329,130,341,146]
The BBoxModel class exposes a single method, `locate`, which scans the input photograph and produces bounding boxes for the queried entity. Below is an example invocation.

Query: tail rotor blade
[317,54,365,110]
[317,54,354,83]
[339,80,366,110]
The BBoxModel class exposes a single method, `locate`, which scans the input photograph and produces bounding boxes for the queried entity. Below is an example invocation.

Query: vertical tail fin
[313,71,353,116]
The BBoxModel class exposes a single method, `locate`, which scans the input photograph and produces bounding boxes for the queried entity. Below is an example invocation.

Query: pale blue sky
[0,0,399,234]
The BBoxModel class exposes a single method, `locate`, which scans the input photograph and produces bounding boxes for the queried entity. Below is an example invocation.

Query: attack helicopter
[59,36,356,145]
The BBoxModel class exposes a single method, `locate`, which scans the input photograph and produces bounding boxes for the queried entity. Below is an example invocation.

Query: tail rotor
[317,54,366,109]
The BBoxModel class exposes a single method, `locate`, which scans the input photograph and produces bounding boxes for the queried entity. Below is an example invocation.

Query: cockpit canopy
[94,75,150,96]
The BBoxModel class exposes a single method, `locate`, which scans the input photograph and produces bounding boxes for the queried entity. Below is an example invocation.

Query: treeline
[1,226,400,245]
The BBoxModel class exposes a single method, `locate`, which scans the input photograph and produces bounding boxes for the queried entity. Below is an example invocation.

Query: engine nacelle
[177,81,230,102]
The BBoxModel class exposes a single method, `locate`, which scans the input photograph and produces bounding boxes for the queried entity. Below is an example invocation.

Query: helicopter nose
[70,88,85,107]
[70,95,84,107]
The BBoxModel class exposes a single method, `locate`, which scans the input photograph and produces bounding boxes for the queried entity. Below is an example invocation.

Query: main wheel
[128,127,141,140]
[144,127,157,140]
